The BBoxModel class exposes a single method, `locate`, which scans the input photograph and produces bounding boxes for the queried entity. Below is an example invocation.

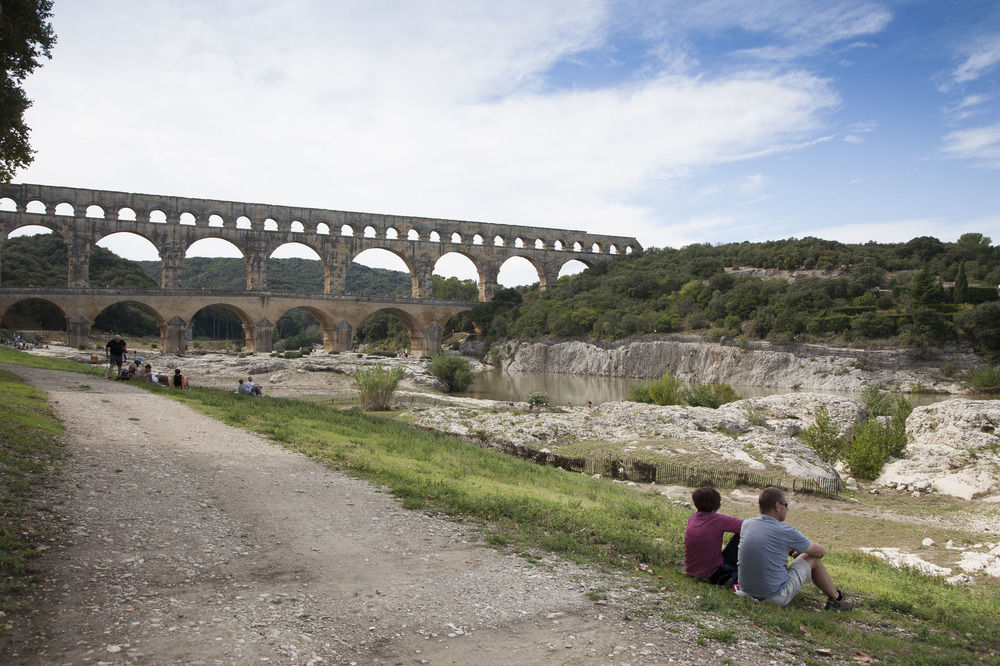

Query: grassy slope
[0,366,65,613]
[0,347,997,663]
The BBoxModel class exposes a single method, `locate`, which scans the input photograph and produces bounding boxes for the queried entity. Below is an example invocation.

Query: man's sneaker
[825,590,854,611]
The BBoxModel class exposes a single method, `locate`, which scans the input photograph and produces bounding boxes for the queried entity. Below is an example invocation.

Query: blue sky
[9,0,1000,285]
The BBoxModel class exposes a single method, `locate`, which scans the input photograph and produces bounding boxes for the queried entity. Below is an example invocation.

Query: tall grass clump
[429,354,473,392]
[965,366,1000,394]
[800,406,845,464]
[352,365,404,410]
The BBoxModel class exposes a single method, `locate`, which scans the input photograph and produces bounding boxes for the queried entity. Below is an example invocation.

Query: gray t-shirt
[737,515,811,599]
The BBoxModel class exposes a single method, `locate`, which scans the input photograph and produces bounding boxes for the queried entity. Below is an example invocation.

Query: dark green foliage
[680,382,741,408]
[956,301,1000,359]
[429,354,473,392]
[847,387,911,478]
[0,0,56,182]
[800,407,845,463]
[526,390,549,406]
[355,311,409,352]
[628,370,683,406]
[954,262,969,304]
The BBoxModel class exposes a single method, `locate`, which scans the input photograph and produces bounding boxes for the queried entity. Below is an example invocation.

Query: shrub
[626,384,652,403]
[527,390,549,406]
[647,370,684,406]
[283,351,302,359]
[352,365,405,411]
[681,382,741,408]
[800,407,845,464]
[966,366,1000,394]
[846,419,901,479]
[429,354,473,392]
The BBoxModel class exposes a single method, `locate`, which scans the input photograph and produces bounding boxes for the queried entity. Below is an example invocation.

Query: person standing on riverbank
[105,334,127,379]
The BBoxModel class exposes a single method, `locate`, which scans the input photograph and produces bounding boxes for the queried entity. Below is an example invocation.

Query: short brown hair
[691,486,721,513]
[758,487,786,513]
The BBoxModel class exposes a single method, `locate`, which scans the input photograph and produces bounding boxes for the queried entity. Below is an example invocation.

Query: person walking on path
[105,334,127,379]
[737,487,853,610]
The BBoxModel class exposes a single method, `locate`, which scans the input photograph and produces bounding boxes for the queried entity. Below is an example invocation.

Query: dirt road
[0,366,794,665]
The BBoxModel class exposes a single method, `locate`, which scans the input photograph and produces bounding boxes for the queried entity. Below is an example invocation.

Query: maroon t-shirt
[684,512,743,578]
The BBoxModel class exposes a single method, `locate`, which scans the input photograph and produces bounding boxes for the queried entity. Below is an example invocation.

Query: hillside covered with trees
[2,232,998,358]
[460,233,1000,360]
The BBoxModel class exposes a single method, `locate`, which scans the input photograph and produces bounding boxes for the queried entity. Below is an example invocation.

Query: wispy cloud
[952,35,1000,84]
[942,121,1000,167]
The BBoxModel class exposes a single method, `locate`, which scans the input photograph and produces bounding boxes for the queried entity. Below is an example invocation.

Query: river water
[460,370,971,407]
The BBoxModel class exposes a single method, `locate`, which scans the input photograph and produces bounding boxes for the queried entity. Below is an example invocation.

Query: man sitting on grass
[737,487,853,610]
[684,486,742,586]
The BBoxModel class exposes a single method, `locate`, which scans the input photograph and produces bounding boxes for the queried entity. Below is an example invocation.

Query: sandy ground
[0,365,805,665]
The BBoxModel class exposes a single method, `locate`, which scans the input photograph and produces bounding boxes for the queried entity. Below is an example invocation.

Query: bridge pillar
[68,314,92,350]
[478,279,497,302]
[163,316,188,355]
[253,318,273,354]
[324,250,347,295]
[410,321,442,358]
[413,256,434,298]
[67,231,92,288]
[247,246,268,290]
[332,320,353,351]
[161,241,184,288]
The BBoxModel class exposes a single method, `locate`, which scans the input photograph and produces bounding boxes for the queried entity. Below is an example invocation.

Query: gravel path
[0,365,795,665]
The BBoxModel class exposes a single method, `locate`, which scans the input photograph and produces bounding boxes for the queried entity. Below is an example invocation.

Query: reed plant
[352,364,404,410]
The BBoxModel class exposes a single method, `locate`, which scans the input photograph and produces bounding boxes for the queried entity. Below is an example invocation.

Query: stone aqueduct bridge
[0,184,640,356]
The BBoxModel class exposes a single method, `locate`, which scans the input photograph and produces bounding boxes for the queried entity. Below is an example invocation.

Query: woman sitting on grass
[684,485,743,586]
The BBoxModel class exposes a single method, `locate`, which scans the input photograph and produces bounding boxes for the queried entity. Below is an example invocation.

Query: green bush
[647,370,684,406]
[283,351,302,359]
[626,384,652,403]
[846,418,903,479]
[681,382,741,408]
[966,366,1000,394]
[352,365,405,411]
[429,354,473,392]
[527,390,549,406]
[800,407,845,463]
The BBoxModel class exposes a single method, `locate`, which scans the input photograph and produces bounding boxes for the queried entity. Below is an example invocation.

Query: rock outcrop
[497,339,972,394]
[402,392,867,486]
[879,399,1000,500]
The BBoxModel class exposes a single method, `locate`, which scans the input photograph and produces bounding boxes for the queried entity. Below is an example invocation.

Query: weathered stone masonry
[0,184,641,356]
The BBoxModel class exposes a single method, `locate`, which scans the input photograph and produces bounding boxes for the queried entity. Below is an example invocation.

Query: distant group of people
[237,376,263,397]
[683,485,853,611]
[105,334,189,389]
[4,332,46,350]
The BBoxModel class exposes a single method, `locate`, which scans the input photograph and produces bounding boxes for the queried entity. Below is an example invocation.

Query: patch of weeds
[128,417,140,421]
[716,427,741,439]
[298,613,311,620]
[698,627,738,644]
[484,534,509,548]
[518,551,541,565]
[78,384,91,389]
[585,588,608,601]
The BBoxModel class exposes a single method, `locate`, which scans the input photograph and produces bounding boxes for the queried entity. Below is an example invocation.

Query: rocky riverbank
[494,337,979,394]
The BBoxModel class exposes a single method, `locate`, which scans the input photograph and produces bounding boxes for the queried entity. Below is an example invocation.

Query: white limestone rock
[879,399,1000,500]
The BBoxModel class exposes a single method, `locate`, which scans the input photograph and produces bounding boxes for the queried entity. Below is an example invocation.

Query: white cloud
[953,36,1000,84]
[20,1,840,262]
[942,121,1000,167]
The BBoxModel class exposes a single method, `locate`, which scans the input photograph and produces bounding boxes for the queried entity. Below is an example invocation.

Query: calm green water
[460,370,973,406]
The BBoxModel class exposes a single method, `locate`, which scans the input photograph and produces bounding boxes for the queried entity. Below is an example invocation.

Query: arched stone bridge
[0,184,640,356]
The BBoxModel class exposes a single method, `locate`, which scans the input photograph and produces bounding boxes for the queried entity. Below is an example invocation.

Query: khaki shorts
[764,557,811,607]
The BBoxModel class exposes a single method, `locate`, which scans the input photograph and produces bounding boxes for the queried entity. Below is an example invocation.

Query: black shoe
[825,590,854,611]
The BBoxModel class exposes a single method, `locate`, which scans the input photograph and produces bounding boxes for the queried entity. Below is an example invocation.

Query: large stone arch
[349,247,418,297]
[0,295,68,334]
[181,302,256,354]
[497,253,545,288]
[432,250,483,298]
[273,303,334,351]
